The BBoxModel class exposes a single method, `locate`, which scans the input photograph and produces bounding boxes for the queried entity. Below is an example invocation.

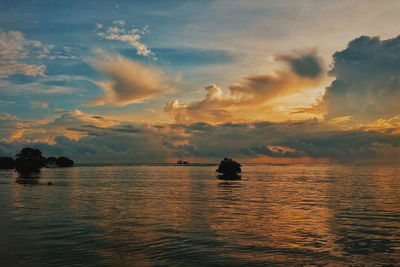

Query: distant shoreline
[71,162,400,167]
[2,162,398,169]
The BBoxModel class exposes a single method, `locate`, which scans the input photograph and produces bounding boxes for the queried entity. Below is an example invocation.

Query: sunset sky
[1,0,399,163]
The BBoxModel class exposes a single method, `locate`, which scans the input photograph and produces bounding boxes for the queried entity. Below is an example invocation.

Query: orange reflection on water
[7,164,399,265]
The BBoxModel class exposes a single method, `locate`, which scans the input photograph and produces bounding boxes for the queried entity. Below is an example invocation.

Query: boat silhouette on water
[216,158,241,180]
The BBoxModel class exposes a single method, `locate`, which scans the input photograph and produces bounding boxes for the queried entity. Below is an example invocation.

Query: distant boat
[216,158,242,180]
[177,160,189,164]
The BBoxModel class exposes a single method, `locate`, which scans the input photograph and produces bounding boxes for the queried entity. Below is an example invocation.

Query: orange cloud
[165,51,324,124]
[0,109,121,145]
[356,115,400,134]
[87,54,164,106]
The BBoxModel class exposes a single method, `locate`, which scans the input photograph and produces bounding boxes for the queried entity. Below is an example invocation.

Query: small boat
[216,158,242,180]
[177,160,189,164]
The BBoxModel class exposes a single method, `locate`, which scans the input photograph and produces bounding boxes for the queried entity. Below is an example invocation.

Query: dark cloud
[1,119,399,163]
[177,120,400,162]
[322,35,400,122]
[276,50,323,78]
[0,125,172,163]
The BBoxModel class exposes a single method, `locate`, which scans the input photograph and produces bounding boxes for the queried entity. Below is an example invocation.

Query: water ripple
[1,164,400,265]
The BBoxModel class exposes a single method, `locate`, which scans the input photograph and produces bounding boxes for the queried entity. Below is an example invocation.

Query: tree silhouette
[15,148,46,178]
[46,156,57,166]
[55,156,74,167]
[0,157,15,169]
[216,157,241,176]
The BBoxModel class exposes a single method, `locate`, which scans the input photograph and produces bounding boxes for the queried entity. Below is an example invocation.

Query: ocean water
[1,164,400,266]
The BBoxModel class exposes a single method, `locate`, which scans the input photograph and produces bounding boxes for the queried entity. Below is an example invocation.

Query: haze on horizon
[0,0,399,163]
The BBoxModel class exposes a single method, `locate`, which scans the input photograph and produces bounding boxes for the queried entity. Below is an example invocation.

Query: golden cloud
[87,54,164,106]
[165,51,324,124]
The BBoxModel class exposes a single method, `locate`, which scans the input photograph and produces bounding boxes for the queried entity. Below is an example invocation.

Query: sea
[1,163,400,266]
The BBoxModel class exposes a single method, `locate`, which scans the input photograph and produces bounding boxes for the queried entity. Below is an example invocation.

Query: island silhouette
[216,157,242,180]
[2,149,245,181]
[15,147,46,179]
[0,157,15,169]
[0,147,74,182]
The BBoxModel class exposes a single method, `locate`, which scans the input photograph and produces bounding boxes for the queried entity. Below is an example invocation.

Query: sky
[0,0,399,163]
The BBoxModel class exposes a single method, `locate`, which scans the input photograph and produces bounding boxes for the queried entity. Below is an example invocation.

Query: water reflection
[218,181,243,189]
[324,164,400,263]
[16,177,40,185]
[0,164,400,265]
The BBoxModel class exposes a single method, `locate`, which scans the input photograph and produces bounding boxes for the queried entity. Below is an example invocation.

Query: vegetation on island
[0,157,15,169]
[46,156,74,167]
[15,148,46,178]
[216,157,242,179]
[55,156,74,167]
[46,156,57,166]
[0,147,74,179]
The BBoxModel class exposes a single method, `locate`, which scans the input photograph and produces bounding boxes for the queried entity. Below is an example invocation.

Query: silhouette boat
[177,160,189,164]
[216,158,241,180]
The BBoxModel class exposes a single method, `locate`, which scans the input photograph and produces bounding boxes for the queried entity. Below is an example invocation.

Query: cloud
[165,51,324,123]
[50,125,171,163]
[87,53,164,106]
[0,100,15,104]
[1,115,399,163]
[0,61,45,76]
[0,30,28,59]
[0,109,121,145]
[0,79,74,95]
[164,85,235,123]
[289,98,323,115]
[31,100,49,109]
[321,35,400,122]
[0,111,172,162]
[173,120,400,163]
[0,113,24,142]
[0,30,48,76]
[355,115,400,134]
[47,109,120,129]
[0,30,77,77]
[276,50,323,78]
[97,21,152,57]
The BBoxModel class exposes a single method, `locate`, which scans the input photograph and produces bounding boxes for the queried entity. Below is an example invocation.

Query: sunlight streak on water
[1,164,400,265]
